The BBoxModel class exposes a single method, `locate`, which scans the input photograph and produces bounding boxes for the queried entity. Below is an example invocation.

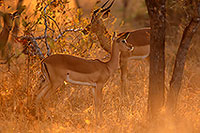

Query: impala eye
[122,39,127,43]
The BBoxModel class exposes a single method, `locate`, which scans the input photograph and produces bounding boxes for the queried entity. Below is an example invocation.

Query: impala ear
[102,9,110,19]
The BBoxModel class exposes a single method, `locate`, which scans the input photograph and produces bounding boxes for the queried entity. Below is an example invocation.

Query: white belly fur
[128,54,149,60]
[66,74,96,86]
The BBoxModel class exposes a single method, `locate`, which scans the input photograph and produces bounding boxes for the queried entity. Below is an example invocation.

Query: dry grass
[1,0,200,132]
[1,41,200,132]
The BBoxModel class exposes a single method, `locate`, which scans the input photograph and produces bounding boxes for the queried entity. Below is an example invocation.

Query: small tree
[145,0,166,119]
[166,1,200,113]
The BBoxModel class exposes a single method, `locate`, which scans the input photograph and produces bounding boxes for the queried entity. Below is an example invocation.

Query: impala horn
[93,0,115,14]
[93,0,110,14]
[101,0,115,12]
[101,0,110,9]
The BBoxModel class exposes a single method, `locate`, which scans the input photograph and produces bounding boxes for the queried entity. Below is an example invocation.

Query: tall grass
[0,0,200,132]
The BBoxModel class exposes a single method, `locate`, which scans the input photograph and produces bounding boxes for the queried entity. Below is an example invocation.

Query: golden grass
[0,42,200,132]
[0,0,200,132]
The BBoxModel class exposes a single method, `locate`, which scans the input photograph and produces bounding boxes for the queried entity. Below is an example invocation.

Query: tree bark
[145,0,166,119]
[166,2,200,113]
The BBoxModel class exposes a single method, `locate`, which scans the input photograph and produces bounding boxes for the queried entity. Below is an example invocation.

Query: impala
[83,0,150,96]
[33,32,133,119]
[0,11,18,59]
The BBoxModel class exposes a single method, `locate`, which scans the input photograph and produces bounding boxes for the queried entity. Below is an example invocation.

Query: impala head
[82,0,115,34]
[112,32,133,52]
[0,11,19,31]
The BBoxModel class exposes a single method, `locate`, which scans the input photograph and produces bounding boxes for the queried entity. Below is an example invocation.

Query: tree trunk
[166,3,200,113]
[145,0,166,119]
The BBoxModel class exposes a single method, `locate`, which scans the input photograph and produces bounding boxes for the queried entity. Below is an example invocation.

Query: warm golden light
[0,0,200,133]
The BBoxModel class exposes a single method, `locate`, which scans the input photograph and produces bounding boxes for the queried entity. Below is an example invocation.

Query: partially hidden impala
[33,32,133,119]
[0,11,19,59]
[83,0,150,96]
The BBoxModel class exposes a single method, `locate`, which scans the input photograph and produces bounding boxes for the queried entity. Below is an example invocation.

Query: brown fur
[84,0,150,96]
[33,35,133,120]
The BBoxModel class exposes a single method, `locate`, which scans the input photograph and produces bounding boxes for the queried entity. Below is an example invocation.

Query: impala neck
[95,23,112,53]
[106,40,120,74]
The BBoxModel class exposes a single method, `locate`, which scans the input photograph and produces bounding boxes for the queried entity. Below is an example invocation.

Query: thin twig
[0,54,15,64]
[44,4,50,56]
[19,27,82,42]
[21,36,44,59]
[54,28,83,42]
[35,35,45,40]
[47,26,55,33]
[47,15,62,35]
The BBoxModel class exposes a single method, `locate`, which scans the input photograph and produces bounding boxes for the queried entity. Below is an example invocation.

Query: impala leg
[33,80,47,101]
[120,52,128,97]
[37,84,52,110]
[34,83,51,103]
[29,81,51,118]
[94,83,103,121]
[31,79,49,112]
[43,82,62,102]
[38,82,61,120]
[32,81,61,118]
